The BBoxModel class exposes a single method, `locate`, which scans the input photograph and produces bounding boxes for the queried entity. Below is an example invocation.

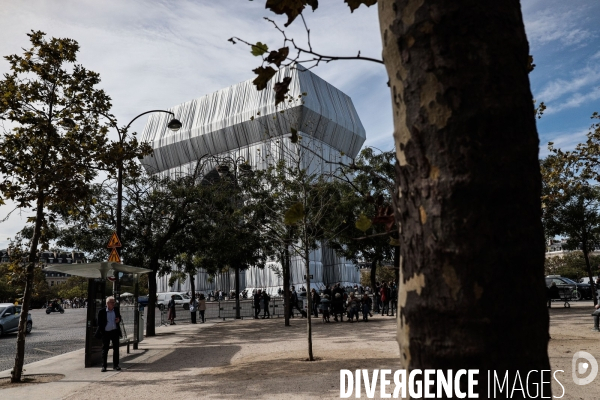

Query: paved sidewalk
[0,321,214,399]
[0,316,399,399]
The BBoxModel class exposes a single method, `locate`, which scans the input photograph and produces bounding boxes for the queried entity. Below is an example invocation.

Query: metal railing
[153,295,388,326]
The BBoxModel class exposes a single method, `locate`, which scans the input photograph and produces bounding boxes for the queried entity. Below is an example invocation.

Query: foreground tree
[0,31,114,382]
[240,0,550,384]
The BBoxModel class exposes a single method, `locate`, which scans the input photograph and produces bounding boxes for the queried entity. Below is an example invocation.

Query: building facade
[141,65,366,295]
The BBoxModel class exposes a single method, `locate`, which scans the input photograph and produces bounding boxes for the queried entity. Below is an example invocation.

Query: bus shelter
[44,262,151,367]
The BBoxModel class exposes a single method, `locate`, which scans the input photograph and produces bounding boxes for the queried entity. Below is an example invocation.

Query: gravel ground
[69,315,400,400]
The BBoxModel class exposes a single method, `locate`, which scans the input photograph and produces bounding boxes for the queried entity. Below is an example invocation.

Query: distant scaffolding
[141,65,366,295]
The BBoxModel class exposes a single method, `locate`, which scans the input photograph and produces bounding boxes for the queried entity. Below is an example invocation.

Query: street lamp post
[102,110,181,349]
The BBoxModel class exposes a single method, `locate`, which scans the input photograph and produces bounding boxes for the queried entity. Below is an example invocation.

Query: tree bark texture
[304,241,314,361]
[146,269,158,336]
[12,195,44,382]
[378,0,550,378]
[581,244,597,306]
[235,265,241,319]
[283,247,291,326]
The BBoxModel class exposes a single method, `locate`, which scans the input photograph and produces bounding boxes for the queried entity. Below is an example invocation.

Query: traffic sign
[108,248,121,263]
[107,232,122,248]
[107,275,116,282]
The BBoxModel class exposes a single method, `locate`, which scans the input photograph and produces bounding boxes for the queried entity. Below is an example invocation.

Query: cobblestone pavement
[0,307,165,372]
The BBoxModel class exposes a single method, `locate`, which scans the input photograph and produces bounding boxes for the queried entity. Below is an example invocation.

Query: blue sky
[0,0,599,248]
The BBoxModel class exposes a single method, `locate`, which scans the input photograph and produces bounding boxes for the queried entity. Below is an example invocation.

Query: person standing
[311,288,320,318]
[593,298,600,331]
[97,296,122,372]
[380,283,389,316]
[289,286,303,318]
[332,292,345,322]
[319,294,331,322]
[388,282,397,316]
[167,295,177,325]
[254,289,262,319]
[262,291,271,319]
[189,295,198,324]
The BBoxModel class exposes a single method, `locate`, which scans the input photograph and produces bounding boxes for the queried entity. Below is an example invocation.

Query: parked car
[545,275,593,301]
[156,292,190,310]
[578,276,599,285]
[0,304,32,336]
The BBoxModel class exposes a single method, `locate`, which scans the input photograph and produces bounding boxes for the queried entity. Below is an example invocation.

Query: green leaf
[251,42,269,57]
[252,66,277,91]
[290,127,298,143]
[355,213,372,232]
[344,0,377,12]
[284,202,305,225]
[389,237,400,247]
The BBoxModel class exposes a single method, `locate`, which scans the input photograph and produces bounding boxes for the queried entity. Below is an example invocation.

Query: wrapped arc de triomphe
[140,65,366,295]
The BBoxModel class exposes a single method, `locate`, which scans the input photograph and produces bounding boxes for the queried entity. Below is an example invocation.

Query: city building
[140,65,366,295]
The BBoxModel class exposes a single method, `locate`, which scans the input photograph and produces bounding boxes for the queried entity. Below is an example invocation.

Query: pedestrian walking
[167,295,177,325]
[289,286,304,318]
[198,294,206,323]
[254,289,262,319]
[262,291,271,319]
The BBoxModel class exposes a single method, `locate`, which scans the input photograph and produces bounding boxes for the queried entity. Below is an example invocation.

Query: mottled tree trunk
[283,246,291,326]
[582,243,597,305]
[146,269,158,336]
[305,240,314,361]
[378,0,550,384]
[12,194,44,382]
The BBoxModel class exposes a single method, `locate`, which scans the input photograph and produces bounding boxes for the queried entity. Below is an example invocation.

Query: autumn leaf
[355,213,372,232]
[265,0,319,27]
[345,0,377,13]
[266,47,290,67]
[252,66,277,90]
[274,76,292,106]
[284,202,305,225]
[251,42,269,56]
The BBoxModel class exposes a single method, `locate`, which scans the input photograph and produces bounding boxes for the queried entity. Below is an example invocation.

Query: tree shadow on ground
[89,316,398,399]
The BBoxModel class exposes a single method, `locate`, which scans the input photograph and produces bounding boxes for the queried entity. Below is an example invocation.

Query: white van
[156,292,190,310]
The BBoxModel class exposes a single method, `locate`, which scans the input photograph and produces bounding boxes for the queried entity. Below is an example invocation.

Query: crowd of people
[294,281,398,323]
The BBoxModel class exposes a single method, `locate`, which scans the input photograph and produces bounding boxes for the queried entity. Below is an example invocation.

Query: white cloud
[524,4,596,49]
[544,87,600,115]
[539,127,589,157]
[536,66,600,102]
[0,0,386,244]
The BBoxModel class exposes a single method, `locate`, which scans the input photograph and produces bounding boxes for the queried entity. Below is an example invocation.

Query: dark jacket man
[97,296,122,372]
